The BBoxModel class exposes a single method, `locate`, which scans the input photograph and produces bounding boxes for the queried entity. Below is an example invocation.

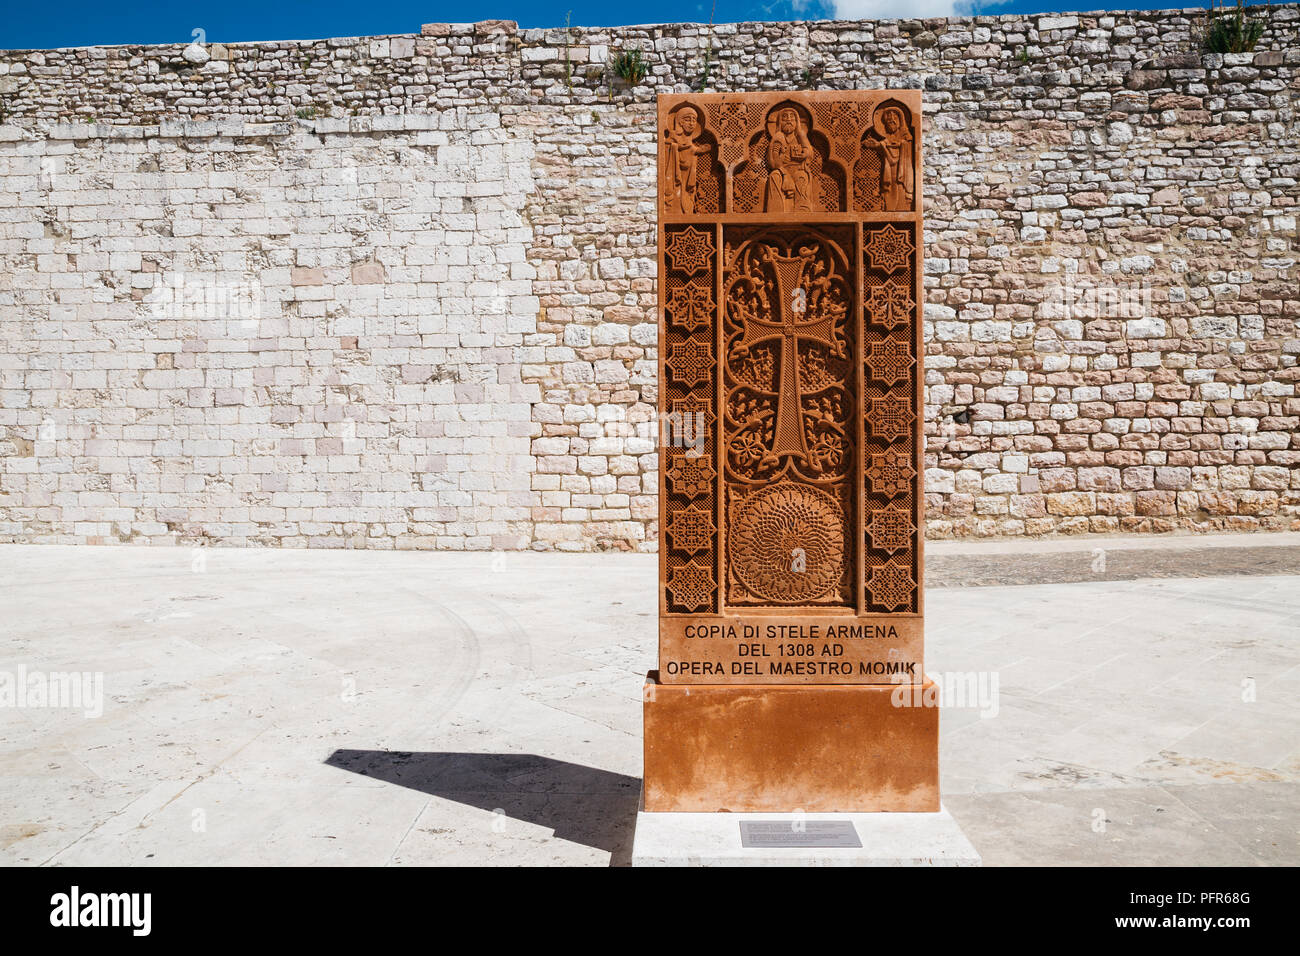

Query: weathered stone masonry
[1,8,1297,550]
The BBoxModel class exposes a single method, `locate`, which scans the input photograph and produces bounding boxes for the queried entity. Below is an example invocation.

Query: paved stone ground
[1,534,1296,866]
[929,533,1300,588]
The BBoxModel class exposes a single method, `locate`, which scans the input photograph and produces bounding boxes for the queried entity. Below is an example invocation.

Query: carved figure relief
[855,99,917,213]
[764,108,819,213]
[662,105,716,215]
[731,103,843,215]
[870,105,915,211]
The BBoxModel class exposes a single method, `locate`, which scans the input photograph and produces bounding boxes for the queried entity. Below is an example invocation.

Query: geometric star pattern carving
[866,393,913,443]
[867,447,915,499]
[665,226,714,276]
[664,452,716,499]
[671,395,714,445]
[667,338,714,387]
[865,224,913,274]
[866,336,914,386]
[866,505,914,554]
[864,279,914,330]
[667,505,715,554]
[868,558,916,611]
[667,558,716,612]
[666,280,715,333]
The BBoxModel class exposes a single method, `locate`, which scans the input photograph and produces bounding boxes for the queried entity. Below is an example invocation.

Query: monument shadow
[325,749,640,865]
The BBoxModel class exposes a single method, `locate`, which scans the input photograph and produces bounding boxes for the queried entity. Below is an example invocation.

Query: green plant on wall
[1203,0,1267,53]
[613,48,648,85]
[697,44,717,92]
[797,63,826,89]
[697,3,719,92]
[563,11,574,92]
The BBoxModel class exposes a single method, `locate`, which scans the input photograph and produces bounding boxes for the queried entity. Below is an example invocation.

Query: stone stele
[647,90,937,812]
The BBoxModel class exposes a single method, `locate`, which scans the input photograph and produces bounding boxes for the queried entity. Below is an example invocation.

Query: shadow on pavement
[326,749,640,865]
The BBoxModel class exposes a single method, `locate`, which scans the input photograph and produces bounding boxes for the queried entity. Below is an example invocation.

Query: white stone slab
[632,801,981,867]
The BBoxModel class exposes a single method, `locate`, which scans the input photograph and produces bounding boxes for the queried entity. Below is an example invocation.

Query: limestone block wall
[0,115,540,548]
[1,7,1298,549]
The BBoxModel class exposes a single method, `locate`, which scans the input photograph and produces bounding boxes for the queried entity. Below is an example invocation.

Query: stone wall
[1,7,1298,549]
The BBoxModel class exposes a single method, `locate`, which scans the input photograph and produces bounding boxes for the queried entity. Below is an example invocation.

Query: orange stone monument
[646,90,939,814]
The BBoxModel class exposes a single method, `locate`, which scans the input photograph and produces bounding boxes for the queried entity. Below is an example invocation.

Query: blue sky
[0,1,1236,51]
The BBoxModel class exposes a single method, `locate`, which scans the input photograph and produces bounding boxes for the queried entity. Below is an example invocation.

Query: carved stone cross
[731,246,839,469]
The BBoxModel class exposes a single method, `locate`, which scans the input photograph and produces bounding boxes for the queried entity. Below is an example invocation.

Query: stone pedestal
[643,672,939,812]
[632,803,980,867]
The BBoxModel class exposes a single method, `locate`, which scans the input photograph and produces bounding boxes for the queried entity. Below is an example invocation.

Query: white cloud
[829,0,964,19]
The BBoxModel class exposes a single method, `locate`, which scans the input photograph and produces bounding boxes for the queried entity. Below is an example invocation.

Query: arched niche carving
[661,101,725,216]
[855,98,917,213]
[731,101,846,214]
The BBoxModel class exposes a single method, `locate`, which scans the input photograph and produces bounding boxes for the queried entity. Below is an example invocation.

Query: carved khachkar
[646,91,936,814]
[657,91,924,684]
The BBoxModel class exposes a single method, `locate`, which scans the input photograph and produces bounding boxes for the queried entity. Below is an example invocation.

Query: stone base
[631,801,981,867]
[642,673,939,812]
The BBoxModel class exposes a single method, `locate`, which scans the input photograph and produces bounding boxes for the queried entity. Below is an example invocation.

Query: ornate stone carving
[867,558,916,611]
[667,338,714,387]
[865,223,914,274]
[664,452,716,500]
[657,90,923,666]
[867,447,915,500]
[866,393,913,443]
[670,394,714,445]
[866,504,915,554]
[665,279,715,333]
[724,231,850,476]
[667,505,716,555]
[662,221,719,614]
[667,559,716,612]
[864,279,914,331]
[665,226,714,276]
[866,335,914,386]
[729,482,846,604]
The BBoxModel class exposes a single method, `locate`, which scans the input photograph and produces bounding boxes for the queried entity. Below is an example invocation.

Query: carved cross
[732,246,839,469]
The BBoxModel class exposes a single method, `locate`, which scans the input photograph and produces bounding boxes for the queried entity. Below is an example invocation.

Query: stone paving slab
[0,537,1296,866]
[928,546,1300,587]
